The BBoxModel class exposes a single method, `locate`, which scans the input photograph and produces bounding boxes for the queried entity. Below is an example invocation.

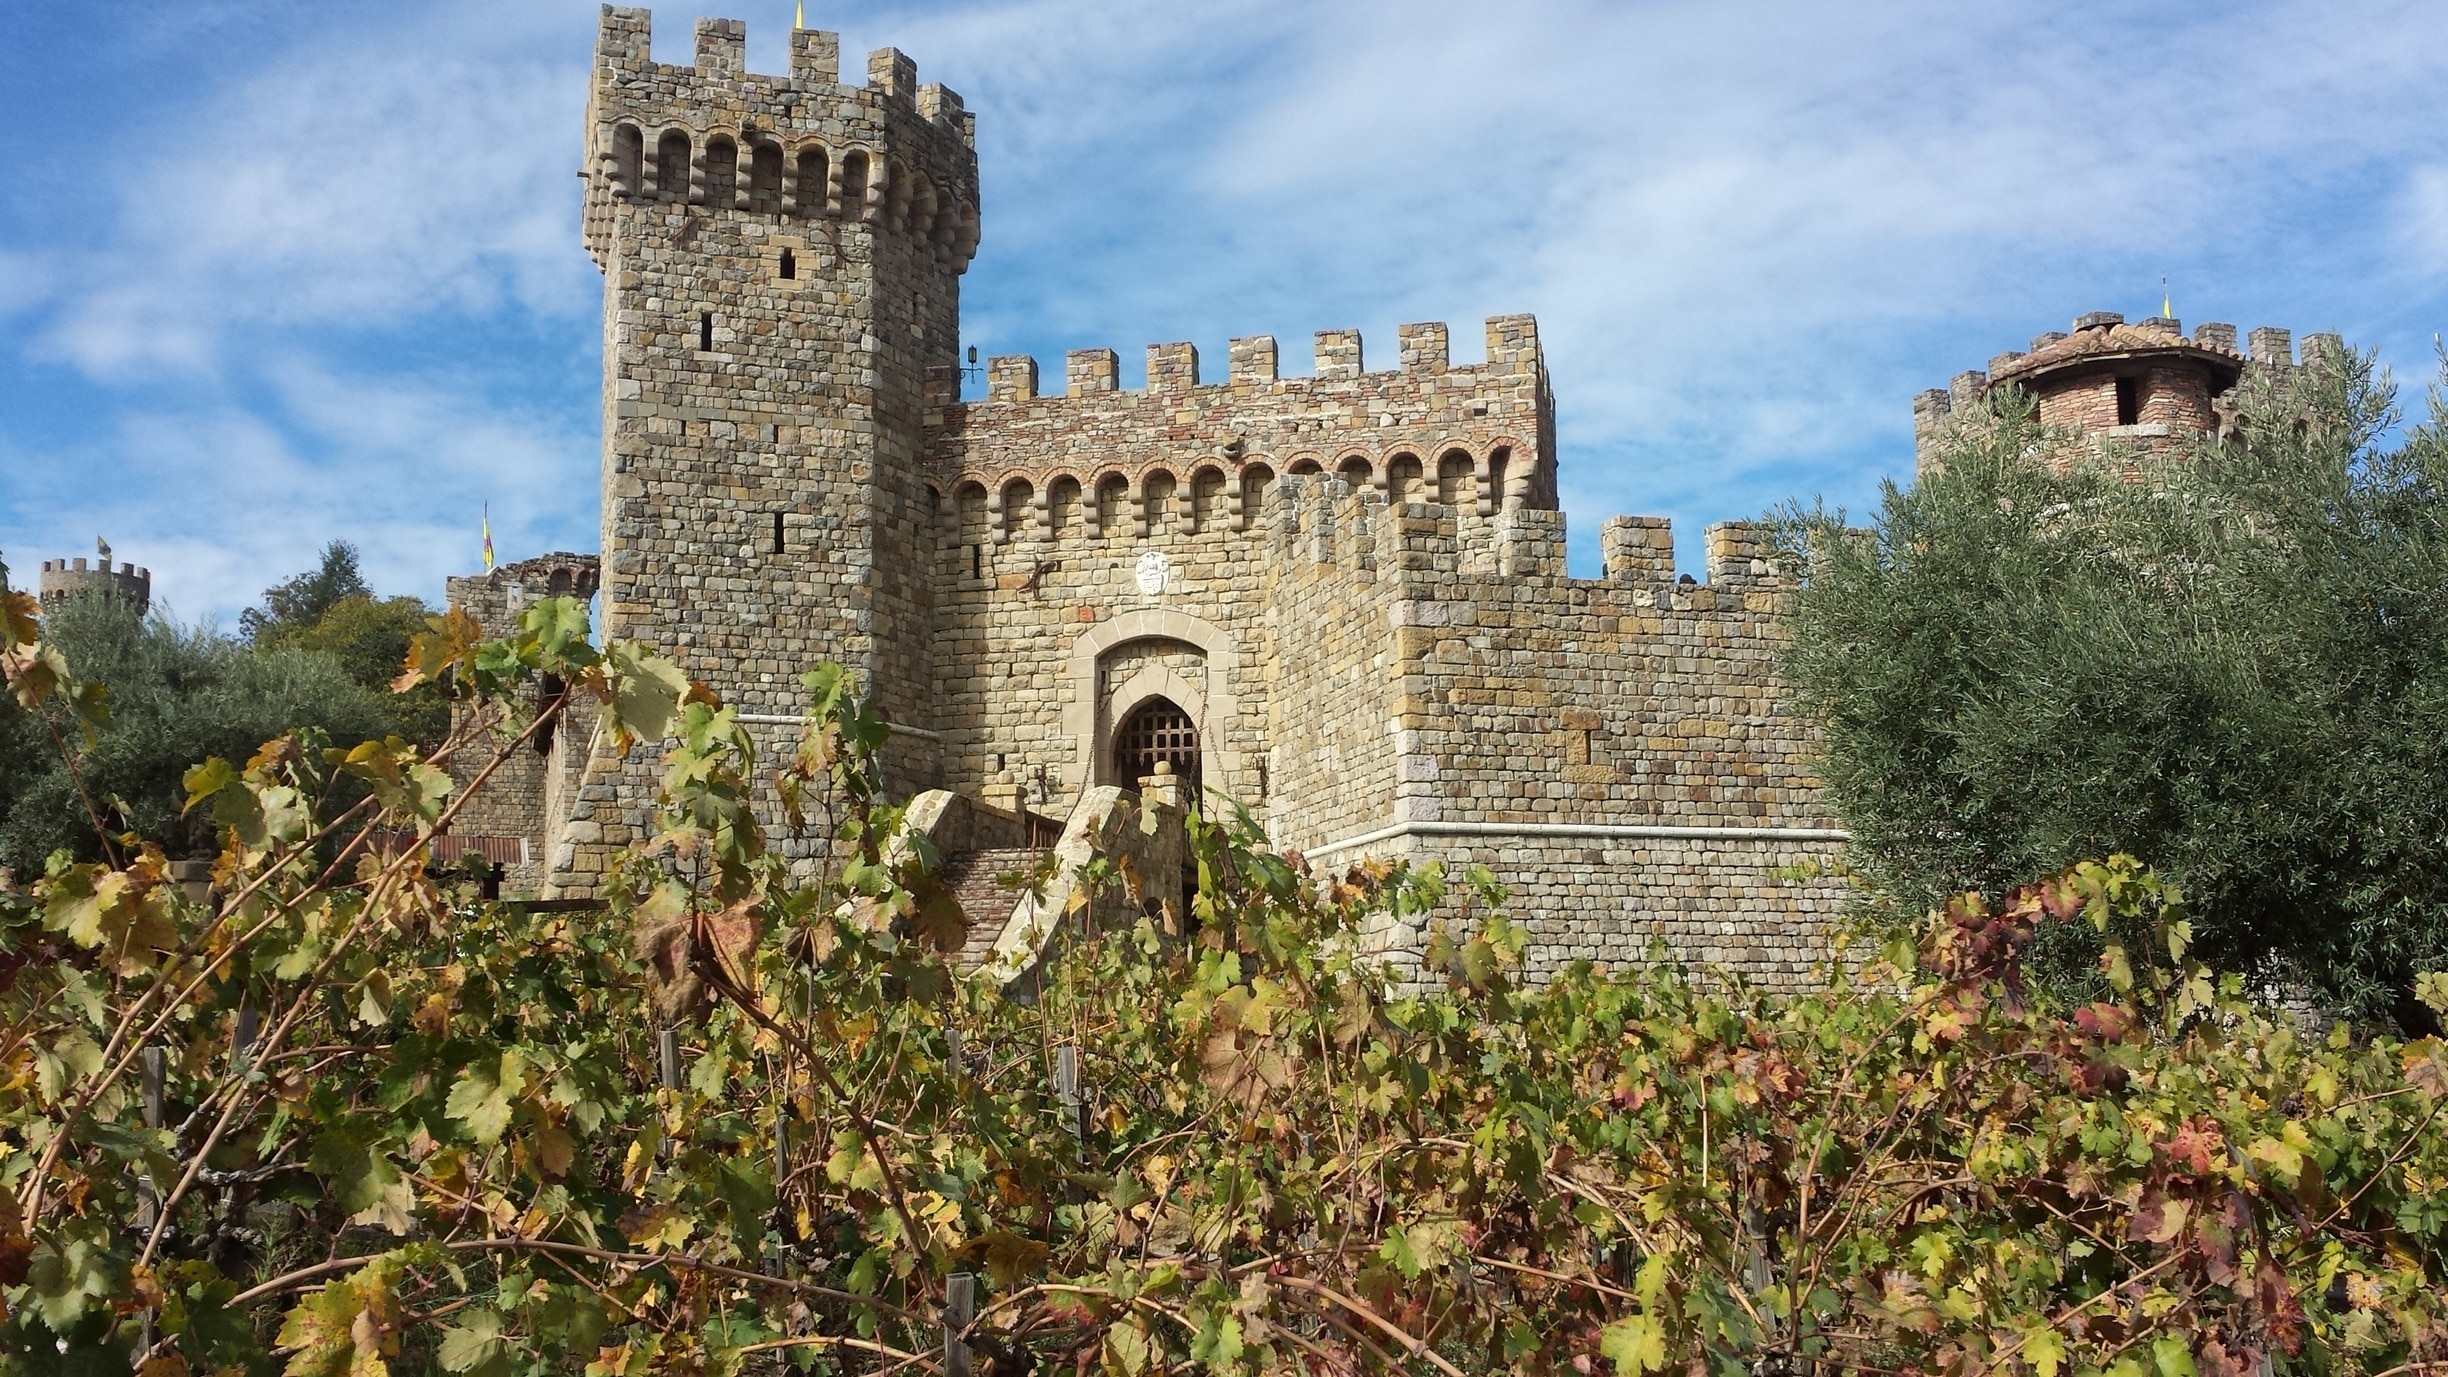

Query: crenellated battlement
[580,7,980,272]
[38,558,151,615]
[974,316,1538,402]
[927,315,1556,538]
[1266,472,1779,605]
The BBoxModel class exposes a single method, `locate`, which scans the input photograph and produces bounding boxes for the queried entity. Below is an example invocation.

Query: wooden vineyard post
[945,1272,976,1377]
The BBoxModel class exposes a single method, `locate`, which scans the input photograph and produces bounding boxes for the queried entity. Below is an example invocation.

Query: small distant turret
[38,556,151,615]
[1914,310,2336,474]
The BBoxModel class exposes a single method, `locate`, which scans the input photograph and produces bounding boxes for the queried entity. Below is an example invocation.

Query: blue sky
[6,0,2448,625]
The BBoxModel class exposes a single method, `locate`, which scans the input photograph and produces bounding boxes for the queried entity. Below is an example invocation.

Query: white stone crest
[1133,549,1170,596]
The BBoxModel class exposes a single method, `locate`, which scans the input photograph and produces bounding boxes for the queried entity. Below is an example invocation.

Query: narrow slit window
[771,512,785,555]
[699,312,714,351]
[969,545,982,579]
[779,248,795,280]
[2115,376,2141,426]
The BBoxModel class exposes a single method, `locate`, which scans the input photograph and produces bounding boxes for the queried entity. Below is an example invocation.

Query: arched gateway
[1112,697,1201,795]
[1065,609,1244,798]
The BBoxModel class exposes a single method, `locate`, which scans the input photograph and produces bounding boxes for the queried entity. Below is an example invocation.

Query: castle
[435,6,2321,985]
[35,557,152,616]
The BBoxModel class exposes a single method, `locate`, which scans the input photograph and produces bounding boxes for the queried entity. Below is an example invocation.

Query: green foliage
[0,540,449,874]
[1775,348,2448,1026]
[239,540,374,645]
[245,542,447,740]
[0,593,401,873]
[3,593,2446,1377]
[286,594,439,688]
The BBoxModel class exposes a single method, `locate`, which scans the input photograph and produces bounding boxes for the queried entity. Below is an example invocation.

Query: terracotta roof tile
[1991,322,2242,383]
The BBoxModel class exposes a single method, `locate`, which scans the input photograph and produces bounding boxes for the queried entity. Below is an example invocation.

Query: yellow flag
[482,504,494,571]
[795,1,804,29]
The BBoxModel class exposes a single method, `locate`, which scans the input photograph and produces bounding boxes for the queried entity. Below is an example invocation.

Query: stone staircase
[936,847,1043,972]
[906,772,1190,989]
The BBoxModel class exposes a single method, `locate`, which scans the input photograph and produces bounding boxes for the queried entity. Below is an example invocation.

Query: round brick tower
[38,556,151,615]
[1913,311,2319,475]
[1988,311,2243,440]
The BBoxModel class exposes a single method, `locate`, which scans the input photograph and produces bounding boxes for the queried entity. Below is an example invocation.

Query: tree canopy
[241,540,444,737]
[1775,346,2448,1027]
[0,594,399,874]
[239,541,375,645]
[0,546,448,876]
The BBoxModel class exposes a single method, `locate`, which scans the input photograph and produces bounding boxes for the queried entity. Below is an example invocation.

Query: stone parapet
[581,8,979,272]
[1260,482,1842,981]
[37,558,151,615]
[930,315,1555,536]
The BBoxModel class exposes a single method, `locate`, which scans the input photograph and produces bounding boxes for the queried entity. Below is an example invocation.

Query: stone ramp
[913,776,1189,989]
[937,847,1042,972]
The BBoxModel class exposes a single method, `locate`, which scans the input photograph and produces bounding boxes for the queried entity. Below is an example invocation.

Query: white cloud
[0,250,52,320]
[2399,166,2448,280]
[37,1,599,378]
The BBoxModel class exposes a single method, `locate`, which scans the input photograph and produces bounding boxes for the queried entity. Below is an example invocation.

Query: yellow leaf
[621,1129,659,1192]
[1599,1315,1667,1377]
[1,589,39,649]
[2025,1323,2065,1377]
[2248,1136,2303,1185]
[621,1203,694,1253]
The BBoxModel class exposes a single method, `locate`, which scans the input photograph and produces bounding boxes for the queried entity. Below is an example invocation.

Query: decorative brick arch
[1065,609,1243,799]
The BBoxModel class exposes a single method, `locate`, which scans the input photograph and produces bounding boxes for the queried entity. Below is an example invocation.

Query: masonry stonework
[451,8,2313,989]
[36,559,151,616]
[442,554,602,895]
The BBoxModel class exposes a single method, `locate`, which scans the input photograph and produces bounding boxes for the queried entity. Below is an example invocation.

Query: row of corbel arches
[935,441,1533,545]
[598,122,978,255]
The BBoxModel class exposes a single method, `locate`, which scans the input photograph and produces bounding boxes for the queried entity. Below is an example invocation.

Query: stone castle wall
[914,316,1553,826]
[1261,483,1847,987]
[1262,480,1410,849]
[439,554,599,895]
[928,316,1554,527]
[444,6,1861,985]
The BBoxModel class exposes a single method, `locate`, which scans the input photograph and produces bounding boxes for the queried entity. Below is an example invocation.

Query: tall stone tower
[535,7,979,887]
[582,5,978,741]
